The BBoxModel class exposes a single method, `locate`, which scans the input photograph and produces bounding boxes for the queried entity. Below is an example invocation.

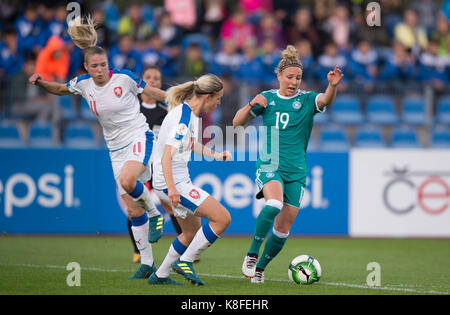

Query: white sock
[180,224,219,263]
[155,244,181,278]
[131,215,153,266]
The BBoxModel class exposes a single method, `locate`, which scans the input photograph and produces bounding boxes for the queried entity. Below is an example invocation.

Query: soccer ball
[288,255,322,285]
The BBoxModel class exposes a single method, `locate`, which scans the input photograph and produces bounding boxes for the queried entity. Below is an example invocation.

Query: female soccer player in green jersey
[233,45,343,283]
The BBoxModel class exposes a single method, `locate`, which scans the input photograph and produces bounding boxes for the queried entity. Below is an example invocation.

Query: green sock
[248,204,281,255]
[256,232,288,270]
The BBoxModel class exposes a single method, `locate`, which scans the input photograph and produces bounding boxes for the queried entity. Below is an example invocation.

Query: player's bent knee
[119,174,135,193]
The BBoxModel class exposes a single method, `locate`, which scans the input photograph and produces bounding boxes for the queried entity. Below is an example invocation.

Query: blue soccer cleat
[148,214,164,243]
[128,263,156,280]
[171,259,204,286]
[148,273,183,285]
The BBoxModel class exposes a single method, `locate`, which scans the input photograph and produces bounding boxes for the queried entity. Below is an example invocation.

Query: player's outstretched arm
[29,73,70,96]
[142,84,166,102]
[193,142,232,161]
[316,66,344,110]
[232,94,267,127]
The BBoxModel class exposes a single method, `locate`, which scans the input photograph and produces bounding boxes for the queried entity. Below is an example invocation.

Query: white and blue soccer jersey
[152,102,200,190]
[66,69,149,151]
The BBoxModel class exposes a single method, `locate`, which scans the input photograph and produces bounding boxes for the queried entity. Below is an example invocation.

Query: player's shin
[248,199,283,255]
[256,229,288,270]
[180,223,219,262]
[130,212,154,266]
[156,237,187,278]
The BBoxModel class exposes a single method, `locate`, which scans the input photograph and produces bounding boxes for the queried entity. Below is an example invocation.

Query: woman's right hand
[28,73,42,85]
[168,186,181,208]
[249,94,267,108]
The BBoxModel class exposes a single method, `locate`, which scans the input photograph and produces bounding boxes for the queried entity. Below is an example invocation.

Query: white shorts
[109,130,154,195]
[154,180,209,219]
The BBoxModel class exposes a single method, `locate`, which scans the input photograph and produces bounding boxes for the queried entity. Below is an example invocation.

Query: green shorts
[255,168,306,208]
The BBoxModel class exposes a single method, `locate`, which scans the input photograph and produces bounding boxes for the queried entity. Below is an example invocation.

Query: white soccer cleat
[242,254,258,278]
[251,269,264,283]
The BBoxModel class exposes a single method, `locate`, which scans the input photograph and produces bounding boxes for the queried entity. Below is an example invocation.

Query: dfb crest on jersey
[114,86,123,97]
[292,101,302,110]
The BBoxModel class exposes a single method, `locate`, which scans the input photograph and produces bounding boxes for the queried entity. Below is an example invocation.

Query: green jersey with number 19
[250,89,324,183]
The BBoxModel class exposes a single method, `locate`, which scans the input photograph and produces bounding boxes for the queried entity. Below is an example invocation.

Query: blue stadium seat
[366,95,399,125]
[436,95,450,125]
[401,96,426,125]
[390,125,421,148]
[318,125,350,151]
[0,120,23,147]
[59,95,77,121]
[354,125,386,148]
[28,122,54,148]
[430,124,450,148]
[330,94,364,125]
[65,121,97,148]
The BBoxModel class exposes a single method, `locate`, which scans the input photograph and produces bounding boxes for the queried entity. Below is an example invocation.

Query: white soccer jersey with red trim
[66,69,149,151]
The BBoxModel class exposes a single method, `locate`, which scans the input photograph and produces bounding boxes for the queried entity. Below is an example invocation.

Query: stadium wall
[0,148,448,237]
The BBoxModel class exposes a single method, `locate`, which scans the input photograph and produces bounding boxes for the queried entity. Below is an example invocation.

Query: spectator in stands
[44,4,70,44]
[254,12,284,50]
[199,0,227,39]
[294,39,314,82]
[237,39,263,89]
[178,42,208,79]
[165,0,197,31]
[394,9,428,58]
[418,40,449,92]
[140,33,176,78]
[239,0,272,23]
[411,0,440,34]
[349,40,378,92]
[316,42,348,91]
[212,38,242,78]
[35,35,69,82]
[220,9,255,51]
[379,41,416,82]
[259,37,280,88]
[272,0,300,30]
[15,3,44,55]
[118,1,153,43]
[322,4,357,52]
[92,5,112,49]
[156,11,183,48]
[0,29,24,78]
[10,55,55,123]
[430,14,450,56]
[286,7,327,57]
[37,3,55,46]
[109,34,144,76]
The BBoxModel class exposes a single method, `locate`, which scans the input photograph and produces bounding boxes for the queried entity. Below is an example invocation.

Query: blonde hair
[166,74,223,110]
[68,16,106,64]
[68,15,98,49]
[275,45,303,74]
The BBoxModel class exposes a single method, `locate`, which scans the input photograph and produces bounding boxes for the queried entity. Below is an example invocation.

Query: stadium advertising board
[0,149,348,235]
[350,149,450,237]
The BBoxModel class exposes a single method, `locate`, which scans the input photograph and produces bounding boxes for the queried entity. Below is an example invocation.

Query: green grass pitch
[0,235,449,295]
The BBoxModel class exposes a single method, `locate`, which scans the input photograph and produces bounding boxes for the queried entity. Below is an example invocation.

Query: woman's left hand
[327,66,344,87]
[216,150,232,161]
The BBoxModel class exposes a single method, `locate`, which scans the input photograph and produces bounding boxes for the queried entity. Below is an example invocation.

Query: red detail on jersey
[135,239,141,245]
[89,101,98,116]
[137,141,141,153]
[189,189,200,199]
[114,86,123,97]
[186,137,195,152]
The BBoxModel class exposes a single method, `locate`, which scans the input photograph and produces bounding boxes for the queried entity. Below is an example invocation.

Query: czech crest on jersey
[114,86,123,97]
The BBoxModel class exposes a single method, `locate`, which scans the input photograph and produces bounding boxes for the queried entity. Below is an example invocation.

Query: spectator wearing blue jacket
[237,40,263,88]
[15,4,44,55]
[379,41,415,82]
[349,40,378,91]
[0,29,24,78]
[315,42,348,91]
[418,40,448,92]
[259,37,281,88]
[109,34,144,76]
[140,33,176,78]
[212,39,242,79]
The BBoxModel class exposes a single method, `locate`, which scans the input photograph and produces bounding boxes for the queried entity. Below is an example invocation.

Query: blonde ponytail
[67,15,98,50]
[275,45,303,73]
[166,74,223,111]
